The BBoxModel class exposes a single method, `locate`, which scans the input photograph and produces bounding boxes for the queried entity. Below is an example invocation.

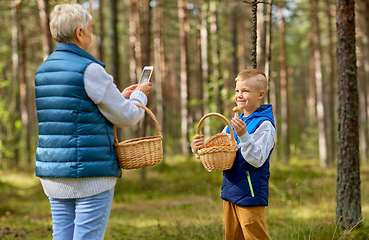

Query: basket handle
[196,113,237,148]
[114,103,162,144]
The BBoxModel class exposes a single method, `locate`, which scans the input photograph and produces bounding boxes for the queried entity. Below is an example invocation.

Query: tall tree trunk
[325,0,336,167]
[140,1,152,183]
[200,1,210,139]
[336,0,361,229]
[278,4,289,164]
[250,0,258,69]
[153,0,164,137]
[257,2,266,72]
[129,1,137,85]
[209,1,221,113]
[11,0,21,166]
[132,0,142,80]
[110,0,120,84]
[178,0,189,155]
[88,0,97,58]
[229,0,238,81]
[264,0,273,104]
[311,0,327,168]
[17,2,31,164]
[195,0,204,123]
[357,0,369,166]
[141,0,151,138]
[308,39,316,125]
[98,0,104,62]
[37,0,52,60]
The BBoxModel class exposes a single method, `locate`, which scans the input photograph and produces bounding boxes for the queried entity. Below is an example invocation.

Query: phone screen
[139,69,153,85]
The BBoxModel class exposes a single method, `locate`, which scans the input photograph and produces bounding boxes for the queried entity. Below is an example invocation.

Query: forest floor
[1,156,369,240]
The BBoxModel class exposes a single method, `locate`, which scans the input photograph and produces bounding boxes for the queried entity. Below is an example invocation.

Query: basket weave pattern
[114,103,163,170]
[197,113,238,172]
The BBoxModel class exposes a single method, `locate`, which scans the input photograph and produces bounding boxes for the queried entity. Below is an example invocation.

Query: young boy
[191,69,276,240]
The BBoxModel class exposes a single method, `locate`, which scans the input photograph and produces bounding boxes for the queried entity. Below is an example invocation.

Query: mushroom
[232,106,241,118]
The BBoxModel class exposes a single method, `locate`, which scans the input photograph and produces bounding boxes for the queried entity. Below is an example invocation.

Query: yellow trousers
[223,200,269,240]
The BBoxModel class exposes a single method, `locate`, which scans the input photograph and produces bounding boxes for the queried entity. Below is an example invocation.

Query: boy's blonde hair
[49,3,92,43]
[235,69,268,92]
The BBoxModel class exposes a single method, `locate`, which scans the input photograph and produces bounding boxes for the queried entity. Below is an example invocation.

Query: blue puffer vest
[221,104,275,207]
[35,43,121,178]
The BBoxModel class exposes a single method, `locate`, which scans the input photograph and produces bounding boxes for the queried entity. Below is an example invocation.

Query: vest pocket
[246,171,255,197]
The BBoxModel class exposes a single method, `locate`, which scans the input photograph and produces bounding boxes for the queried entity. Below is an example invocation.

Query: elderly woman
[34,3,152,240]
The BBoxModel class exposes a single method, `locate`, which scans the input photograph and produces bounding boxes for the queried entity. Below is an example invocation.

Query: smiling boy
[191,69,276,239]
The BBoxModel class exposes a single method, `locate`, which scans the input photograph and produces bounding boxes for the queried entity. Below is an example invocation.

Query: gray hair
[49,3,92,43]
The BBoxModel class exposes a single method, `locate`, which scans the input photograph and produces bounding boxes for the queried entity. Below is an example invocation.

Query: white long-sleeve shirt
[229,121,276,168]
[40,63,148,199]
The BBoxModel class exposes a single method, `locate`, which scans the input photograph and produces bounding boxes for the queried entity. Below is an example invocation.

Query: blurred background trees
[1,0,368,168]
[1,0,367,164]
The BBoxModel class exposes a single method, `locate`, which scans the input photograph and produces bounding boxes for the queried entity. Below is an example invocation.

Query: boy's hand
[191,134,205,151]
[231,117,247,136]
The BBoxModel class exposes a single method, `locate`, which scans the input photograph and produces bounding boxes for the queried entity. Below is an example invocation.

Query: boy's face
[235,77,264,116]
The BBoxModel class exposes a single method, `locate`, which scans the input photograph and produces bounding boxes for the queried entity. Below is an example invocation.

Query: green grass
[1,157,369,239]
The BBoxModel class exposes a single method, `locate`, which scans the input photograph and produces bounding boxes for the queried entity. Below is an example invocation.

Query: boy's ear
[258,90,265,100]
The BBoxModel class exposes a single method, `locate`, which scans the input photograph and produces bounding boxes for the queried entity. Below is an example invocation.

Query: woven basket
[196,113,238,172]
[114,103,163,170]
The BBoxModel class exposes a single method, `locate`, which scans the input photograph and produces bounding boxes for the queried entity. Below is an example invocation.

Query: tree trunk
[140,0,152,183]
[200,0,210,139]
[257,1,266,72]
[264,0,273,104]
[308,39,316,125]
[110,0,120,84]
[98,0,104,62]
[129,1,137,85]
[11,0,21,166]
[357,0,369,166]
[311,0,327,168]
[229,0,238,81]
[325,0,336,167]
[153,0,164,136]
[209,1,221,114]
[178,0,189,155]
[17,2,31,164]
[336,0,361,229]
[250,0,258,69]
[37,0,52,60]
[88,0,97,58]
[278,5,289,164]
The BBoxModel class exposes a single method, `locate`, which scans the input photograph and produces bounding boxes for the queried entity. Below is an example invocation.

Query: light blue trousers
[49,188,114,240]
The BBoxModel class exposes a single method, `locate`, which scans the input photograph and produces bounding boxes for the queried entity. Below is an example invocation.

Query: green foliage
[1,157,369,239]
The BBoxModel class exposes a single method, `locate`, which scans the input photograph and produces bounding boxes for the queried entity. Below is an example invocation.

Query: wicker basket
[196,113,238,172]
[114,103,163,170]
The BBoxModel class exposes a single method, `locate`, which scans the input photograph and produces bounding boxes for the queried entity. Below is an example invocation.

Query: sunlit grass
[1,156,369,239]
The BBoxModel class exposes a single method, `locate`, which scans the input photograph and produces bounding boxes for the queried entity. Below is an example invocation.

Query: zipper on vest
[246,171,255,197]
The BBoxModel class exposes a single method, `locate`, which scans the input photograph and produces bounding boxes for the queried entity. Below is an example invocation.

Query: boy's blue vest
[35,43,121,178]
[221,104,275,207]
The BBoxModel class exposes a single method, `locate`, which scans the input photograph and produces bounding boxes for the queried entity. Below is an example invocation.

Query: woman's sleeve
[238,121,276,168]
[84,63,147,127]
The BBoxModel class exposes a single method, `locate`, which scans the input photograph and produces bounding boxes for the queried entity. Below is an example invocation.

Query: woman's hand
[135,82,152,97]
[122,84,138,99]
[231,117,247,136]
[191,134,205,151]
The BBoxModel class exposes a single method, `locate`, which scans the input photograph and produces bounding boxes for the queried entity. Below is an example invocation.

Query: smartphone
[138,66,154,85]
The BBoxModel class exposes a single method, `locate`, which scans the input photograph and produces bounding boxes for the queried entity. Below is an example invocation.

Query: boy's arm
[191,134,205,159]
[238,121,276,168]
